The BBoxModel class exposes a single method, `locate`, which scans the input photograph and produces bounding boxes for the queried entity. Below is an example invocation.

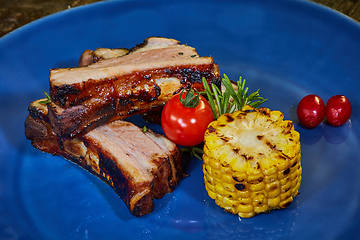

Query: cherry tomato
[325,95,352,126]
[297,94,325,128]
[161,92,214,146]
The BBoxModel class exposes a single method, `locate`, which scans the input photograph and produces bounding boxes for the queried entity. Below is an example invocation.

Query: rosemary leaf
[39,91,51,104]
[202,77,218,119]
[222,74,241,107]
[248,89,259,100]
[251,99,267,108]
[180,146,204,161]
[243,87,249,100]
[192,147,204,161]
[229,103,237,113]
[222,90,230,115]
[211,83,222,116]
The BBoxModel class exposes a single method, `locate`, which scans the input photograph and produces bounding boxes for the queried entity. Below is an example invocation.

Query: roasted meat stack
[25,37,220,216]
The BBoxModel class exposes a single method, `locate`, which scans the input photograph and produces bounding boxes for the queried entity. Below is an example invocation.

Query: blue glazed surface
[0,0,360,239]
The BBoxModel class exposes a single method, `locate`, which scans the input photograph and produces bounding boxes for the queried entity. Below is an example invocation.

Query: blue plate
[1,0,360,239]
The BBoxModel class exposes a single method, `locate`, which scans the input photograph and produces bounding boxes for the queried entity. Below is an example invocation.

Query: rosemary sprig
[39,91,51,104]
[202,74,267,119]
[181,146,204,161]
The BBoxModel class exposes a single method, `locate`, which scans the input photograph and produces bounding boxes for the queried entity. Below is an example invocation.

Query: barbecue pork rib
[25,99,183,216]
[47,37,220,137]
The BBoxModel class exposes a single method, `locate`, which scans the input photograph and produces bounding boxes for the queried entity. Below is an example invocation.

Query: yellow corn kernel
[237,203,253,213]
[263,166,277,176]
[280,190,292,201]
[254,205,269,214]
[267,188,281,199]
[249,182,265,192]
[268,197,281,207]
[237,197,251,205]
[264,174,278,183]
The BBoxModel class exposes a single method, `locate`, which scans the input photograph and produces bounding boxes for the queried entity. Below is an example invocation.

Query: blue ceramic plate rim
[1,0,360,44]
[1,0,360,239]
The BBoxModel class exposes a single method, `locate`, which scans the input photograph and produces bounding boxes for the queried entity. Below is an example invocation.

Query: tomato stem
[179,88,200,108]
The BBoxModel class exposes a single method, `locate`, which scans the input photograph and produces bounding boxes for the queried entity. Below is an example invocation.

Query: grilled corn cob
[203,106,301,218]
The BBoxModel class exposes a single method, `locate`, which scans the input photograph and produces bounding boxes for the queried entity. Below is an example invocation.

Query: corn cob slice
[203,106,301,218]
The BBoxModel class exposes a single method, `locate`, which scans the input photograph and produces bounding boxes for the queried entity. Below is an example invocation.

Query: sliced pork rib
[47,37,220,137]
[25,99,182,216]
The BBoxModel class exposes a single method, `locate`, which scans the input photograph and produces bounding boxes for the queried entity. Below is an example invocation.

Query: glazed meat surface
[47,37,220,137]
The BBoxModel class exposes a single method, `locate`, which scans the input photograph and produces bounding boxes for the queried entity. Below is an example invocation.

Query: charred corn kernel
[265,181,279,191]
[203,106,301,218]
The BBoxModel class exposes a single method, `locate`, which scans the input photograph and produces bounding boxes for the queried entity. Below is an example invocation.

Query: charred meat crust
[47,94,170,138]
[28,103,48,122]
[50,64,218,108]
[51,84,81,107]
[141,106,163,124]
[25,115,48,140]
[49,66,219,138]
[47,98,117,138]
[25,116,62,154]
[150,155,173,198]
